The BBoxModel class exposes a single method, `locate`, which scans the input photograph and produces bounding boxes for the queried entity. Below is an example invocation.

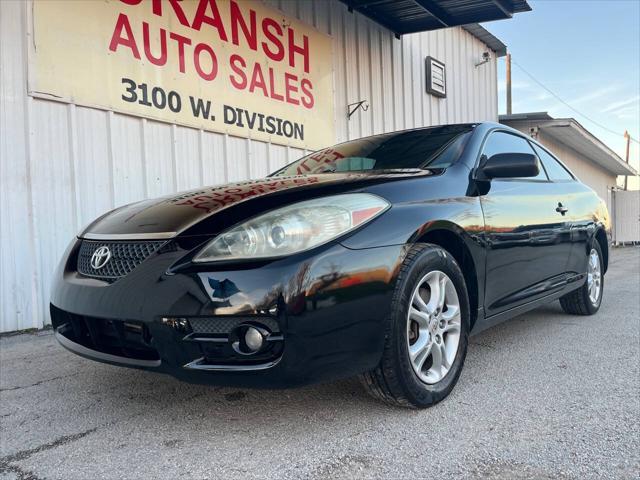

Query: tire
[360,243,470,408]
[559,238,604,315]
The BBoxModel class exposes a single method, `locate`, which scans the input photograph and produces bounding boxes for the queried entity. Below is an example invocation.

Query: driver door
[480,131,573,317]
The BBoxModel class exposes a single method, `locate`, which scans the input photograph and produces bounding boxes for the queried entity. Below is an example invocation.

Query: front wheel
[560,239,604,315]
[360,244,470,408]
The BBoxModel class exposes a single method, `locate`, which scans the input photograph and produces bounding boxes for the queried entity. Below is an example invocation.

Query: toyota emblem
[90,246,111,270]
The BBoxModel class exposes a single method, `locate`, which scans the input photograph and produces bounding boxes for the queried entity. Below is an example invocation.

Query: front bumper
[50,238,407,388]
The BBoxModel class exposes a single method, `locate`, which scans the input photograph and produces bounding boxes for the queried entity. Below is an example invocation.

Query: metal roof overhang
[339,1,531,42]
[501,115,637,176]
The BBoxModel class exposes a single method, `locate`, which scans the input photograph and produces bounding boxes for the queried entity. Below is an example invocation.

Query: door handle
[555,203,568,215]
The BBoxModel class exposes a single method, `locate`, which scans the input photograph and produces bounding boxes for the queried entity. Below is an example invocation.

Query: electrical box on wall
[425,56,446,98]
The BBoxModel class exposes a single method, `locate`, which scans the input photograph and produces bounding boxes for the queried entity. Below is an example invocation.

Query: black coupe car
[51,122,609,408]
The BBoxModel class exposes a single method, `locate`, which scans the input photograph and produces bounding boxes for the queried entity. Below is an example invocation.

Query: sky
[483,0,640,189]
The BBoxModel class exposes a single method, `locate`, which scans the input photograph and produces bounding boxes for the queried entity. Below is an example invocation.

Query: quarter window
[531,143,573,181]
[482,131,547,180]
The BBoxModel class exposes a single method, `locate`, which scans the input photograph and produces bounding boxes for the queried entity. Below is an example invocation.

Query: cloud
[566,85,619,106]
[535,91,553,101]
[497,80,531,93]
[601,95,640,114]
[612,106,640,120]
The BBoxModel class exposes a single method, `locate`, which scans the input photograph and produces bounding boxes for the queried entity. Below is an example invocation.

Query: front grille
[77,240,166,282]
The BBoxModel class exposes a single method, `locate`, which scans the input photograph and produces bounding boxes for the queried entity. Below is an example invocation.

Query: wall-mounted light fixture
[475,51,492,68]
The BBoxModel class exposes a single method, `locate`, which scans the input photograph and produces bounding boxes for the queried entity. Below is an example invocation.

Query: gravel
[1,247,638,480]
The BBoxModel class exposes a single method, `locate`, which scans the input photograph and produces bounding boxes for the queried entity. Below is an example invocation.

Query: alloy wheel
[587,248,602,305]
[406,270,461,384]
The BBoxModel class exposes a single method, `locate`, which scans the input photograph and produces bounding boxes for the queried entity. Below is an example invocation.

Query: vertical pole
[506,53,512,115]
[624,130,631,191]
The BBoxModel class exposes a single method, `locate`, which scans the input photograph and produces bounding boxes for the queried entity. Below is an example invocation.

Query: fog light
[244,327,264,352]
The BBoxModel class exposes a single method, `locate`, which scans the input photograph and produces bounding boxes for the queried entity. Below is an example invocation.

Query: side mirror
[480,153,540,179]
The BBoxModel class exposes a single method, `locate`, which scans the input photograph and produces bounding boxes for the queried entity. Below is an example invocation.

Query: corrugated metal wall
[612,190,640,243]
[0,0,498,332]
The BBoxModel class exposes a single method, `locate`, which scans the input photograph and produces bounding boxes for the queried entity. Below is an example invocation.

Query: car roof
[365,121,523,137]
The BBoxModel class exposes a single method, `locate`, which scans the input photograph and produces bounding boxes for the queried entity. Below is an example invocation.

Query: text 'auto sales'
[110,0,315,109]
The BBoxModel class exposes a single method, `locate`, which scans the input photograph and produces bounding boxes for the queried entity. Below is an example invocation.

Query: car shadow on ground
[74,300,572,417]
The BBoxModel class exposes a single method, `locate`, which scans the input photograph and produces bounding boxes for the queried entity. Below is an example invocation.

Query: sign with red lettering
[28,0,335,149]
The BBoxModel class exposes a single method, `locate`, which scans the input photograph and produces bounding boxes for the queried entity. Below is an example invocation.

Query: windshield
[271,125,473,176]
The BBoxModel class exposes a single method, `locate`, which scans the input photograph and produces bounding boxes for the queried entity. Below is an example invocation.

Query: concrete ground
[1,248,638,480]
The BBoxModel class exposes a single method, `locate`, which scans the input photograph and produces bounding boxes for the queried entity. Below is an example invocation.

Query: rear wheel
[360,244,470,408]
[560,239,604,315]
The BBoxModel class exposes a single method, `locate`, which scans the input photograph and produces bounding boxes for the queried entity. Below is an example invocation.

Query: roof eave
[339,0,529,51]
[507,119,636,176]
[461,24,507,57]
[545,121,638,176]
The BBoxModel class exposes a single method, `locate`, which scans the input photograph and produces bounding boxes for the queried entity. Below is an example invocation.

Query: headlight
[193,193,389,262]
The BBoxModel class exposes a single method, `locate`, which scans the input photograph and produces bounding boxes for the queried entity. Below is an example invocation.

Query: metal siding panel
[297,0,314,26]
[476,37,485,120]
[458,31,468,122]
[74,107,114,224]
[201,130,228,186]
[110,114,145,206]
[269,144,289,172]
[29,100,76,324]
[490,55,498,120]
[427,31,436,123]
[313,0,331,34]
[411,35,423,128]
[0,0,39,331]
[476,35,488,121]
[449,28,459,122]
[483,44,491,120]
[444,29,455,122]
[613,191,640,243]
[432,31,441,124]
[454,28,463,123]
[173,126,202,191]
[470,34,479,121]
[276,0,298,18]
[288,147,305,163]
[482,40,491,120]
[357,14,372,137]
[369,26,384,135]
[419,32,431,127]
[401,35,413,129]
[331,4,348,142]
[463,33,473,121]
[436,30,446,124]
[391,32,403,130]
[472,35,482,121]
[143,120,176,197]
[225,136,249,182]
[249,138,270,179]
[380,30,394,133]
[344,8,360,139]
[486,56,492,119]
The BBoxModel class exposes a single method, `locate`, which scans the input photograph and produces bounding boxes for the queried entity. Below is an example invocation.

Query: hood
[82,171,431,239]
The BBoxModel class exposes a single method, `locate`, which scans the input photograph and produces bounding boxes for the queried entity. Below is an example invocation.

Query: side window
[482,131,547,180]
[531,143,573,181]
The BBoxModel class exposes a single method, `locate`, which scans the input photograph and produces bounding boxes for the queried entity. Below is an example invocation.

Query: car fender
[340,197,485,252]
[340,199,487,320]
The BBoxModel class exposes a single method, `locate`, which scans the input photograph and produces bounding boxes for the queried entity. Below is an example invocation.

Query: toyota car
[51,123,609,408]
